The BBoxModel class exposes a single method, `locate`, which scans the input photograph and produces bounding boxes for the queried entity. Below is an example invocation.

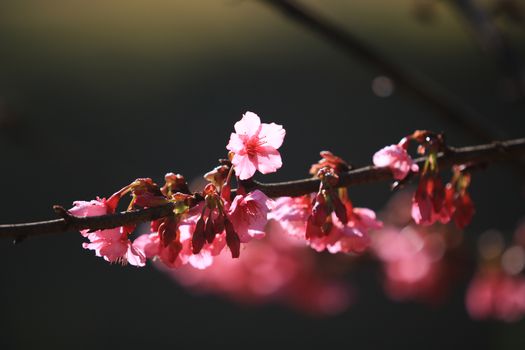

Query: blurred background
[0,0,524,348]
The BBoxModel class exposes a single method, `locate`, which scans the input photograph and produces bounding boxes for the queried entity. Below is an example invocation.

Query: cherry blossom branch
[1,205,176,242]
[0,137,523,241]
[242,137,525,197]
[258,0,497,142]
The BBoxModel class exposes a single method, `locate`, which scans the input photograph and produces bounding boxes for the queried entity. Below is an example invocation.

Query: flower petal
[256,147,282,174]
[232,154,257,180]
[69,199,108,217]
[226,132,246,153]
[259,122,286,149]
[126,244,146,267]
[373,144,417,180]
[234,111,261,136]
[133,234,160,259]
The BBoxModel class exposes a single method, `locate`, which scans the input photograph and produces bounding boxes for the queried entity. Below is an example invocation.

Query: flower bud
[306,216,324,239]
[225,219,240,258]
[332,193,348,224]
[311,191,329,226]
[192,217,206,254]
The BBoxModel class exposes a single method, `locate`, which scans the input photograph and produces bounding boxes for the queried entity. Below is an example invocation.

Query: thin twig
[448,0,525,99]
[258,0,496,142]
[1,138,524,240]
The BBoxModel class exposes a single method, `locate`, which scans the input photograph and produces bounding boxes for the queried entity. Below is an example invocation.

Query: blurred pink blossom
[164,228,352,316]
[514,220,525,249]
[372,226,451,303]
[309,207,381,254]
[466,271,525,322]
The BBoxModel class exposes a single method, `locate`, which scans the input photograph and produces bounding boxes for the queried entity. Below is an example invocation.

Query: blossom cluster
[66,112,524,319]
[70,113,388,269]
[165,225,353,315]
[370,190,464,304]
[70,112,281,269]
[373,131,475,228]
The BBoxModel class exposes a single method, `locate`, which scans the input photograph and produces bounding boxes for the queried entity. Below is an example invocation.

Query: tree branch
[1,138,524,240]
[448,0,525,100]
[258,0,498,143]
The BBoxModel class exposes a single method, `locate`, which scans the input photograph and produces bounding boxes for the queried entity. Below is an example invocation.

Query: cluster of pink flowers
[271,151,383,254]
[373,131,475,229]
[70,194,146,266]
[68,115,525,321]
[70,113,280,269]
[270,196,382,254]
[69,112,387,269]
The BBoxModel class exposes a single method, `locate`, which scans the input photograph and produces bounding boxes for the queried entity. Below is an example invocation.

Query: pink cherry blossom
[268,196,310,240]
[133,233,185,268]
[309,208,381,254]
[186,184,271,258]
[83,228,146,266]
[268,195,381,254]
[226,190,271,242]
[69,199,109,217]
[136,203,227,270]
[373,144,418,180]
[187,187,272,260]
[179,210,227,269]
[135,232,202,269]
[69,198,113,237]
[69,197,145,266]
[226,111,286,180]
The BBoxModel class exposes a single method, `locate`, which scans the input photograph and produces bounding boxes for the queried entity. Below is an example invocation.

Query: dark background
[0,0,524,348]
